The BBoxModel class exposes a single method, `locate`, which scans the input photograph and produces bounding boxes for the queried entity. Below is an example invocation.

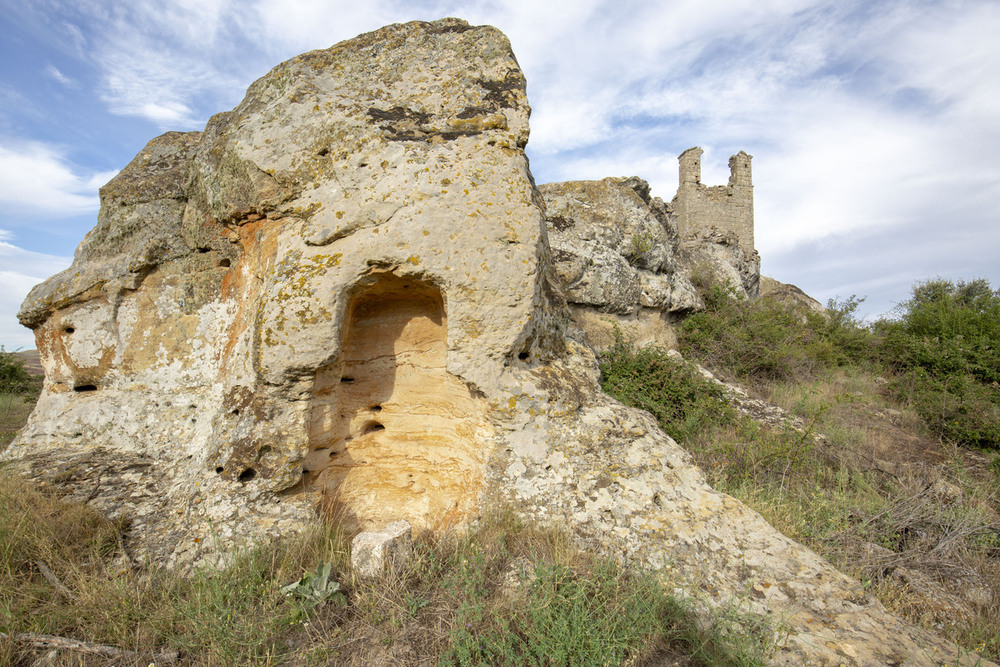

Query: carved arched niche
[304,273,491,533]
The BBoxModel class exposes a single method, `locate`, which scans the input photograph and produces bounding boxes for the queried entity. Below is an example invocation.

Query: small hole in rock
[63,327,75,334]
[73,384,98,392]
[518,352,529,361]
[340,377,354,383]
[238,468,256,482]
[362,422,385,435]
[231,409,240,416]
[218,258,231,267]
[197,248,210,253]
[370,405,383,412]
[317,147,329,157]
[215,467,224,474]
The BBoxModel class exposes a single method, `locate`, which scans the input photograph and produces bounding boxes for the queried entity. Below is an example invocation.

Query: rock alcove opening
[303,274,489,534]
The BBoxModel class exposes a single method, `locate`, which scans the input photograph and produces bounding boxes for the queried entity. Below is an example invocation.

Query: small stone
[351,520,412,579]
[500,556,537,595]
[931,479,963,505]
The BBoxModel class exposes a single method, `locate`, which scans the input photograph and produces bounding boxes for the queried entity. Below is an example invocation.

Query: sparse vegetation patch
[600,275,1000,661]
[0,458,771,666]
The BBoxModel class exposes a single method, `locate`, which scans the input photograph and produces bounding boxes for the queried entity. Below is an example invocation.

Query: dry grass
[687,366,1000,660]
[0,469,772,666]
[0,391,37,451]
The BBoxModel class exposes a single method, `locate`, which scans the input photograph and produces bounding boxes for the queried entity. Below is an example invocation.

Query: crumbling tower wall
[672,146,754,251]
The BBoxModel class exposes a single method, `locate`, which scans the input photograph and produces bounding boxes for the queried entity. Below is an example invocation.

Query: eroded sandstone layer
[4,18,989,666]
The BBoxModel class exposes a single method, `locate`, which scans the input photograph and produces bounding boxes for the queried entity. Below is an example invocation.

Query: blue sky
[2,0,998,349]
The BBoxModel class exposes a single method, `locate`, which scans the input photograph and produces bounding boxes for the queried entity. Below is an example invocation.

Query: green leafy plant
[280,561,345,610]
[875,278,1000,448]
[625,230,655,260]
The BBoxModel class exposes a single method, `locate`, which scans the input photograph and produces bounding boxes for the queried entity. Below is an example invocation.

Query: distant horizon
[2,1,998,348]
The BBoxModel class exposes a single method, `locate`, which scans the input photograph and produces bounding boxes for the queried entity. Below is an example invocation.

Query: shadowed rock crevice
[305,273,490,534]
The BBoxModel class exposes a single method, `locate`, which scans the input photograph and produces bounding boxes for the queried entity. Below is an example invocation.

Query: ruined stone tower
[672,147,754,251]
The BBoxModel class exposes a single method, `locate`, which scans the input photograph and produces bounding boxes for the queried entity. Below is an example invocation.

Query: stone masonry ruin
[539,149,761,351]
[3,18,992,666]
[673,146,755,251]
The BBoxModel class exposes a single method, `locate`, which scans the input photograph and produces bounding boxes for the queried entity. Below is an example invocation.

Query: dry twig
[0,630,178,663]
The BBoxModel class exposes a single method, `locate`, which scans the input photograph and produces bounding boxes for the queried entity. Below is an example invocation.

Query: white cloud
[0,242,72,350]
[0,141,115,215]
[97,41,230,128]
[44,64,76,87]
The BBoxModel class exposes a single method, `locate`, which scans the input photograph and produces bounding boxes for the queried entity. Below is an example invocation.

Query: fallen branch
[35,560,74,600]
[0,630,178,663]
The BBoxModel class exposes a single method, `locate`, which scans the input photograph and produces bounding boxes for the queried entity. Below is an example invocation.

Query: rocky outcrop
[3,18,990,666]
[539,175,759,351]
[760,275,826,314]
[351,520,413,579]
[7,17,561,565]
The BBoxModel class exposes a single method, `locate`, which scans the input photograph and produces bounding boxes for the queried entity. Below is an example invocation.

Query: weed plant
[600,337,734,442]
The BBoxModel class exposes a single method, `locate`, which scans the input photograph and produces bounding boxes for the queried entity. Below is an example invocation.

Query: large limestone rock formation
[9,16,559,562]
[4,18,989,666]
[761,275,827,314]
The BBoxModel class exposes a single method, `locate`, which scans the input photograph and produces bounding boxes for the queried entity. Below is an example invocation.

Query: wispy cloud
[0,141,116,215]
[0,241,72,349]
[45,0,257,128]
[44,64,77,88]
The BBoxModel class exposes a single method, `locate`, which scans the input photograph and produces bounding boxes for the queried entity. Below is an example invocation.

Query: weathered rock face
[760,275,826,314]
[4,18,990,666]
[8,17,563,563]
[539,173,759,351]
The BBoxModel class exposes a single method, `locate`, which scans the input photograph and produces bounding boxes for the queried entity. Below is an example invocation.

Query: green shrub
[0,349,33,394]
[599,339,734,442]
[679,282,872,385]
[876,278,1000,448]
